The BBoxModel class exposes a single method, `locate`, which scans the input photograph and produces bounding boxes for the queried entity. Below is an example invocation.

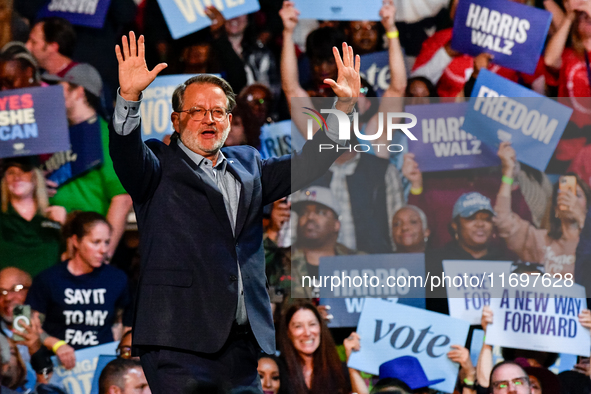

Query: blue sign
[43,117,103,187]
[89,355,117,394]
[321,297,426,328]
[157,0,260,39]
[295,0,381,21]
[140,75,191,141]
[318,253,426,299]
[451,0,551,75]
[259,120,292,159]
[463,70,573,171]
[0,86,69,159]
[406,102,500,172]
[38,0,112,29]
[348,299,470,393]
[51,342,118,394]
[359,51,390,97]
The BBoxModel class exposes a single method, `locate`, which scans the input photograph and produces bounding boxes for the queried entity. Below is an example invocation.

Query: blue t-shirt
[26,262,130,350]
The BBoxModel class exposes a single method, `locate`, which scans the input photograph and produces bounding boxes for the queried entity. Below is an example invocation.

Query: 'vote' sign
[348,299,470,393]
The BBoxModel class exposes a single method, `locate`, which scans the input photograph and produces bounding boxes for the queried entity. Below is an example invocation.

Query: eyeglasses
[177,107,230,122]
[492,377,530,391]
[0,284,29,297]
[117,346,132,359]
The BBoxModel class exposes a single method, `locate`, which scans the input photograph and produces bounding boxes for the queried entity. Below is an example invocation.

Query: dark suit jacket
[109,123,341,354]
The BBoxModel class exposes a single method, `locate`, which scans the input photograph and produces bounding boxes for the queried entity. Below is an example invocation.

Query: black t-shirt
[26,262,130,350]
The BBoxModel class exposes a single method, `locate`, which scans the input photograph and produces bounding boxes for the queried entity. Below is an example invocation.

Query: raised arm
[280,1,309,109]
[494,142,546,263]
[544,0,580,69]
[110,32,168,203]
[115,32,167,102]
[381,0,406,98]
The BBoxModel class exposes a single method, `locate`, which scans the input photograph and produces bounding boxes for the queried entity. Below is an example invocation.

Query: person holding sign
[110,30,361,392]
[495,142,591,276]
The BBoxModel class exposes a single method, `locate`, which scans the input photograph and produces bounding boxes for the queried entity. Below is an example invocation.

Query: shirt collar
[177,137,227,170]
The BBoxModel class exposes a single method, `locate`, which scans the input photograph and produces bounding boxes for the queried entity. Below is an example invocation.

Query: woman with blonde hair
[0,157,65,276]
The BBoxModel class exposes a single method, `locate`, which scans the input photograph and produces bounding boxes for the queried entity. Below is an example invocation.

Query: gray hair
[171,74,236,112]
[393,205,428,231]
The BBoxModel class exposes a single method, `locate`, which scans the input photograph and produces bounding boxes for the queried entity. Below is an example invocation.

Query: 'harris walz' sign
[0,86,69,159]
[451,0,551,75]
[38,0,112,29]
[406,102,499,172]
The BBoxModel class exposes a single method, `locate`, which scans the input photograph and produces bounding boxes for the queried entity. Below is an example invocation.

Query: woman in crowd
[496,142,591,276]
[26,212,129,370]
[258,354,284,394]
[0,42,40,91]
[0,157,65,276]
[391,205,430,253]
[278,300,361,394]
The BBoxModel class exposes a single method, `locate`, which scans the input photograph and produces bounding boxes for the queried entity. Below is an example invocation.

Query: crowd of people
[0,0,591,392]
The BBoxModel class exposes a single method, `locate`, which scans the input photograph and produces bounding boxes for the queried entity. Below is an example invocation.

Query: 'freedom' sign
[157,0,260,39]
[486,283,590,356]
[349,299,470,393]
[406,102,500,172]
[38,0,112,28]
[451,0,551,75]
[463,70,573,171]
[0,86,69,159]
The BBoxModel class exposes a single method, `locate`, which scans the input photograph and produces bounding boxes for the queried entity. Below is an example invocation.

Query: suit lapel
[226,158,253,238]
[171,142,234,236]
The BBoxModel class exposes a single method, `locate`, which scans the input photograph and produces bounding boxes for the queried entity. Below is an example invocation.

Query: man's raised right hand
[115,31,167,101]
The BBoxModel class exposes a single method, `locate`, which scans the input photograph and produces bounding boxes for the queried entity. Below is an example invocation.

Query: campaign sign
[38,0,112,29]
[259,120,292,159]
[0,86,69,159]
[51,342,118,394]
[406,102,500,172]
[43,117,103,187]
[469,329,578,374]
[349,299,470,393]
[359,51,390,97]
[295,0,381,21]
[451,0,551,75]
[463,70,573,171]
[320,297,426,328]
[317,253,426,299]
[443,260,512,325]
[486,283,590,356]
[140,74,192,141]
[157,0,260,39]
[89,355,117,394]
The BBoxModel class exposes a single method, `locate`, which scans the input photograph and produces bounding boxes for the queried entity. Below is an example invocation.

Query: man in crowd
[490,362,534,394]
[42,63,132,257]
[110,32,359,392]
[25,17,77,77]
[290,186,361,298]
[99,358,151,394]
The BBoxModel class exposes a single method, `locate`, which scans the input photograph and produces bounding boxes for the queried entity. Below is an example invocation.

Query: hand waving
[324,42,361,110]
[115,31,167,101]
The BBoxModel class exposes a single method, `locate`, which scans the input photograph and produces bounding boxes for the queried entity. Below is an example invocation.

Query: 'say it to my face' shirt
[26,262,130,350]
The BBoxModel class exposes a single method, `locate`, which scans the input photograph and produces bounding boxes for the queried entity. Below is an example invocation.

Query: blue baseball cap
[452,192,495,220]
[378,356,445,390]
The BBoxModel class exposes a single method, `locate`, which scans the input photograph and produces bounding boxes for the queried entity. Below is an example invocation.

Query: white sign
[348,299,470,393]
[444,260,512,325]
[486,282,590,356]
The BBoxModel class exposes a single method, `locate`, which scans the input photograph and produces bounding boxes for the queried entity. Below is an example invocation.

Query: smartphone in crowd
[559,175,577,210]
[12,305,31,342]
